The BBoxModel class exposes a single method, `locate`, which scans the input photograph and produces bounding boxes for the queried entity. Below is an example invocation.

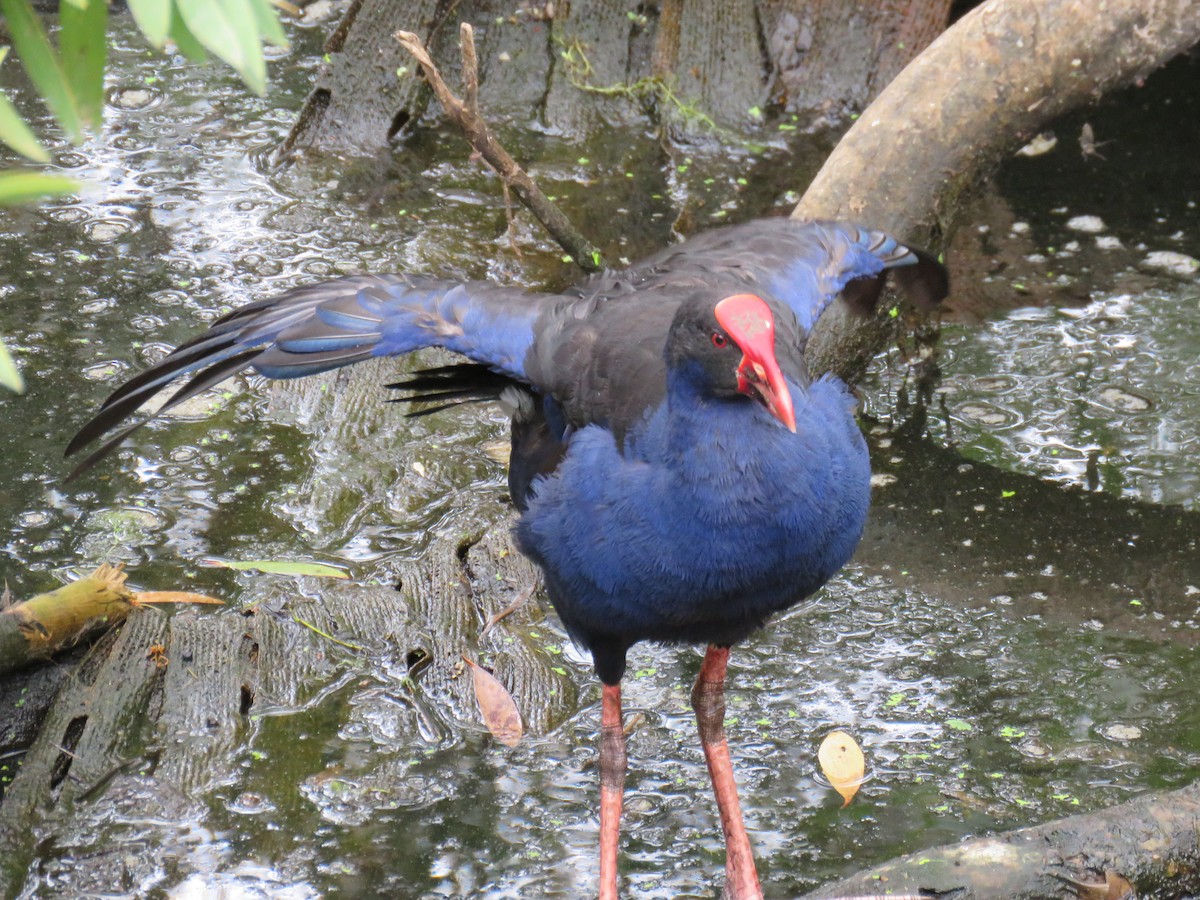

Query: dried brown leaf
[1056,868,1135,900]
[1103,870,1135,900]
[463,655,522,747]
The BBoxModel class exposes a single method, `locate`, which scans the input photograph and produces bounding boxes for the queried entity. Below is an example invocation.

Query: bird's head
[666,293,797,432]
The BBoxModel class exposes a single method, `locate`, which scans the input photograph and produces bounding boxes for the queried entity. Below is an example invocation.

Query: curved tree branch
[796,0,1200,382]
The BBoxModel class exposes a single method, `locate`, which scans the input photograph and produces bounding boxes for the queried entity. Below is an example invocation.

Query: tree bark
[649,0,768,128]
[282,0,949,155]
[280,0,442,158]
[761,0,952,116]
[797,0,1200,382]
[803,780,1200,898]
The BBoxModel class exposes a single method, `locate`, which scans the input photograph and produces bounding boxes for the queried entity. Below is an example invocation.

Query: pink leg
[691,645,763,900]
[598,683,626,900]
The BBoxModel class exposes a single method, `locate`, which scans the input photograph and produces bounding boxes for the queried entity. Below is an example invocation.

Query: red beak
[714,294,797,433]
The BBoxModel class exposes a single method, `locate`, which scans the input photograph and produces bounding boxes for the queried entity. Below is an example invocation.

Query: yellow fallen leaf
[818,730,865,807]
[463,655,522,747]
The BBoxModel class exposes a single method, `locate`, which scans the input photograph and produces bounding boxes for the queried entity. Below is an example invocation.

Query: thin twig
[460,23,479,119]
[395,24,606,273]
[480,584,536,639]
[499,179,522,259]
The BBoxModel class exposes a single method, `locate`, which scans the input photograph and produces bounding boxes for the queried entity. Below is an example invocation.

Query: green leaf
[223,0,268,92]
[59,0,109,127]
[0,86,50,162]
[127,0,172,47]
[179,0,266,95]
[0,171,78,205]
[0,339,24,393]
[202,557,350,578]
[0,0,83,140]
[249,0,289,49]
[168,9,210,63]
[292,616,364,650]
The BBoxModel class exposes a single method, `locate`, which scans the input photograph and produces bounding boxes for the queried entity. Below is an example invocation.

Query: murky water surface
[936,289,1200,508]
[2,14,1199,899]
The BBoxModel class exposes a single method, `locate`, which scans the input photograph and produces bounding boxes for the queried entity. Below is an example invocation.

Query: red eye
[710,331,728,348]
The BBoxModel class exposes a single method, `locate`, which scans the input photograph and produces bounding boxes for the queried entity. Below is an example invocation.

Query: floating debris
[1066,215,1106,234]
[1141,250,1199,277]
[1095,387,1152,412]
[818,730,865,807]
[1016,132,1058,157]
[1099,723,1143,742]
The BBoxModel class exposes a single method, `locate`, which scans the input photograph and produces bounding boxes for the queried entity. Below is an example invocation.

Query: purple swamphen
[68,218,947,898]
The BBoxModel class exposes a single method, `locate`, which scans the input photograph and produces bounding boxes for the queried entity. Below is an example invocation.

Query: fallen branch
[0,564,134,675]
[395,23,607,273]
[804,779,1200,898]
[0,564,224,676]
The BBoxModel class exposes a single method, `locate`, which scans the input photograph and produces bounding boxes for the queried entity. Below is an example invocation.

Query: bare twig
[499,179,522,259]
[395,24,606,273]
[480,584,536,639]
[460,24,479,119]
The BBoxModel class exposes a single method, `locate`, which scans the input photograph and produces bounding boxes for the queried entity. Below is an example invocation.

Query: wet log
[803,780,1200,898]
[0,361,577,897]
[797,0,1200,382]
[0,548,576,895]
[0,646,84,779]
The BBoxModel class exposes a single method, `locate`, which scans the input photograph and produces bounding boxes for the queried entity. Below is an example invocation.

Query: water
[1,13,1199,899]
[937,289,1200,508]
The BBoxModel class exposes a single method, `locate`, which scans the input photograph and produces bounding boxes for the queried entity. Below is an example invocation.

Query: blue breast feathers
[515,372,870,651]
